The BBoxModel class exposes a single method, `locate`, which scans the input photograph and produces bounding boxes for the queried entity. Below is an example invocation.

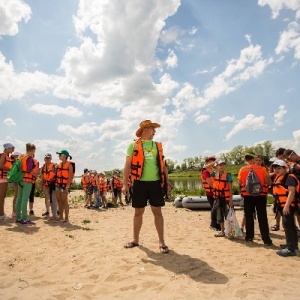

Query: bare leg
[56,190,63,220]
[133,207,145,243]
[12,184,18,214]
[151,206,166,247]
[0,182,8,216]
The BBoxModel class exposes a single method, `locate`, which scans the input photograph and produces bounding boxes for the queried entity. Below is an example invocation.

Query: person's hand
[122,184,129,196]
[283,205,290,215]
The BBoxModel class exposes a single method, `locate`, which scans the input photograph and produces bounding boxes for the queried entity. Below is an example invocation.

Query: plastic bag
[224,208,243,238]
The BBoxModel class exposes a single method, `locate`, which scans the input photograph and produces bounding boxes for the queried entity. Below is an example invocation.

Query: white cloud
[58,122,101,138]
[274,105,287,126]
[189,26,198,36]
[30,104,83,117]
[219,116,235,123]
[0,53,54,103]
[155,73,179,97]
[165,49,178,69]
[160,26,182,45]
[225,114,266,141]
[195,114,210,124]
[194,66,216,75]
[0,0,31,36]
[275,21,300,59]
[258,0,300,19]
[3,118,16,126]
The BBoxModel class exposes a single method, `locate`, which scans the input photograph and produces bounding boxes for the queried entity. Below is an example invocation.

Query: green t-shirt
[127,140,160,181]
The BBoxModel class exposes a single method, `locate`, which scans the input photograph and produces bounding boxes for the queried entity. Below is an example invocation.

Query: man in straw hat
[123,120,171,254]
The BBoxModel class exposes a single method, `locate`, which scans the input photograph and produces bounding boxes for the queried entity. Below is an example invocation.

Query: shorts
[93,186,98,193]
[213,197,229,224]
[132,180,164,208]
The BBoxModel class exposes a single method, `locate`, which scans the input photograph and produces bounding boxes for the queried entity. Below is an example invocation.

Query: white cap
[273,159,287,167]
[11,151,21,156]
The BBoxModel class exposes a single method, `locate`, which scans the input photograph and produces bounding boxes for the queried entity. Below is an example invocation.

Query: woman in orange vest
[15,143,36,225]
[55,149,74,223]
[272,159,299,257]
[0,143,15,220]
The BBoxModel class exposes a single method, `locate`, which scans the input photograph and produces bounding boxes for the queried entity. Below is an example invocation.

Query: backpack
[7,159,24,183]
[245,168,263,196]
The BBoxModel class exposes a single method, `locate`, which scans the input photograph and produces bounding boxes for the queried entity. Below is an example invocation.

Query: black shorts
[132,180,164,208]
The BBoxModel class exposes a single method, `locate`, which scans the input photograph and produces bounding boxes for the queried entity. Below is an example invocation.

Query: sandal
[271,224,280,231]
[159,245,169,254]
[124,241,139,249]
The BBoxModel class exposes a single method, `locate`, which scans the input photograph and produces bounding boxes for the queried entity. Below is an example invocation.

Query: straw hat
[135,120,161,137]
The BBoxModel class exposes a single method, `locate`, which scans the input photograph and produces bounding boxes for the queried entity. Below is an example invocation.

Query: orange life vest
[20,155,35,184]
[0,153,13,179]
[42,163,56,187]
[272,173,299,207]
[55,161,73,189]
[81,174,88,190]
[130,139,165,185]
[239,165,268,196]
[213,172,231,201]
[98,177,108,193]
[112,176,123,189]
[201,169,214,196]
[31,159,39,183]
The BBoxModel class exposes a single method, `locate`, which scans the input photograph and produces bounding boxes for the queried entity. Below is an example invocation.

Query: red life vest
[21,155,35,184]
[55,161,74,189]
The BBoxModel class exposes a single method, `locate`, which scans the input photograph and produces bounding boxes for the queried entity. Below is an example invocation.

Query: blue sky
[1,0,300,173]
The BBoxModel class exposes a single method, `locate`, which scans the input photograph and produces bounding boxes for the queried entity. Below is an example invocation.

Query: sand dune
[0,190,299,300]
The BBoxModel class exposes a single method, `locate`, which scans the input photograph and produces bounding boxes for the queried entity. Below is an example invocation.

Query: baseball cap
[56,149,72,159]
[215,160,226,166]
[3,143,15,149]
[44,153,52,158]
[272,159,287,168]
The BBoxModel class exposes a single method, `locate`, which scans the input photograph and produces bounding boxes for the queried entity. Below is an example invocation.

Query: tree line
[165,141,274,174]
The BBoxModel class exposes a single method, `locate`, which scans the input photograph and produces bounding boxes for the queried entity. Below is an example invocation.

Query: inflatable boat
[181,195,244,210]
[173,196,184,208]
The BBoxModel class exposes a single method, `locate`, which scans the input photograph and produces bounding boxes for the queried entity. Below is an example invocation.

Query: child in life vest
[272,159,299,257]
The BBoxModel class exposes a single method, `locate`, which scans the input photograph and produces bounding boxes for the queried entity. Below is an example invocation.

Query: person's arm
[227,173,233,207]
[282,186,296,215]
[66,163,74,189]
[263,168,272,186]
[0,153,7,170]
[122,156,132,195]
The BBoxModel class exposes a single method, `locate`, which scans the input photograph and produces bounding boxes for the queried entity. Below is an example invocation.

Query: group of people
[80,169,133,209]
[0,144,74,225]
[201,148,300,257]
[2,120,300,257]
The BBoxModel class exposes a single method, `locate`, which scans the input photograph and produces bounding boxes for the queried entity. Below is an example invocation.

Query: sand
[0,190,299,300]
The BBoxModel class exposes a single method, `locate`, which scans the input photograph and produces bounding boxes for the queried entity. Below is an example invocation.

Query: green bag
[7,159,24,183]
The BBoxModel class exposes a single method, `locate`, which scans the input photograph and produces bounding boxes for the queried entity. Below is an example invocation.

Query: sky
[0,0,300,174]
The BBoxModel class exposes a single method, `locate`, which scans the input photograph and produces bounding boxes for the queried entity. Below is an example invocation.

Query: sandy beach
[0,190,299,300]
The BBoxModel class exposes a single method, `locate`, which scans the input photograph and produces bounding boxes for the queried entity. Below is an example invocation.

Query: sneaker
[280,244,299,250]
[42,211,49,216]
[0,214,11,220]
[23,220,36,226]
[264,241,273,246]
[245,238,254,243]
[16,219,24,224]
[215,231,225,237]
[29,210,34,216]
[276,248,296,257]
